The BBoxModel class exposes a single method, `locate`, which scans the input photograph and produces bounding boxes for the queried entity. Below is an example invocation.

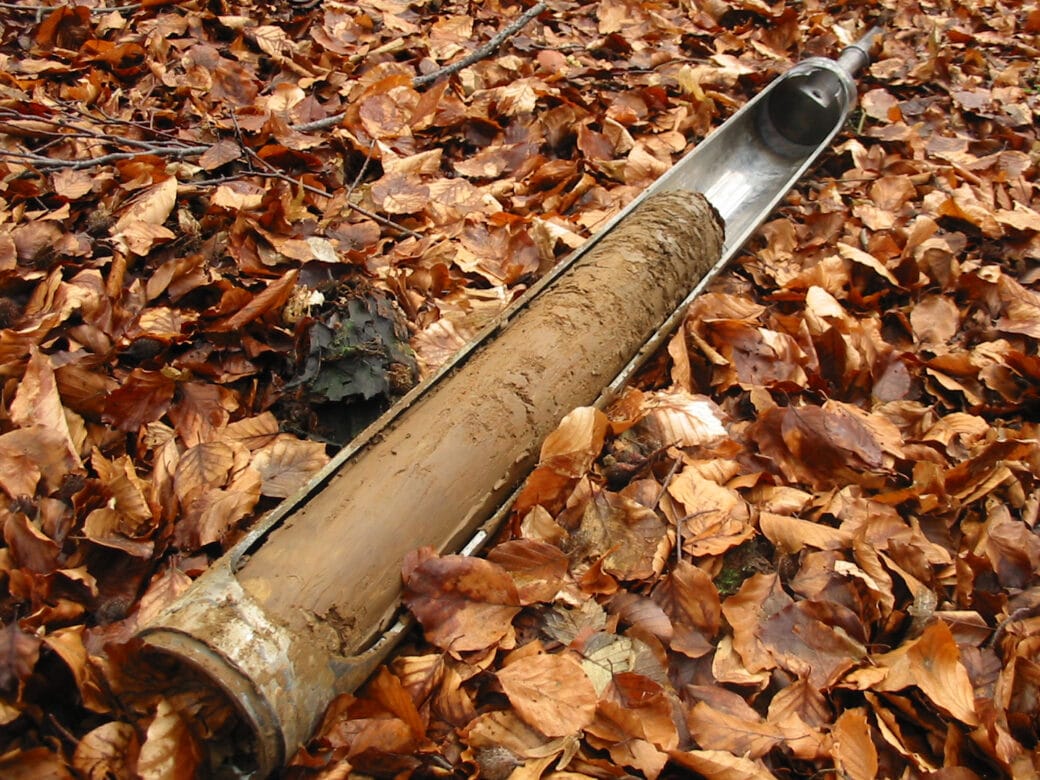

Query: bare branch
[0,144,210,170]
[0,1,140,12]
[293,2,547,134]
[413,2,546,88]
[249,170,424,239]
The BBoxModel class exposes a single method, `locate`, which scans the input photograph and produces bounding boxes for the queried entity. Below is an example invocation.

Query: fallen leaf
[111,177,178,235]
[487,539,570,604]
[538,406,608,478]
[668,749,776,779]
[568,487,668,580]
[403,549,521,652]
[250,435,329,498]
[686,699,783,759]
[906,621,979,726]
[0,622,40,696]
[73,721,140,779]
[497,651,597,737]
[137,699,202,780]
[830,708,878,780]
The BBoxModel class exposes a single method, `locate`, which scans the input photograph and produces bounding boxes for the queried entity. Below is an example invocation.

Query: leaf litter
[0,0,1038,776]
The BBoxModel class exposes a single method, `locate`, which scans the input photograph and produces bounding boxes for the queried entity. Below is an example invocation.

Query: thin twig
[0,1,140,12]
[292,1,547,134]
[249,170,423,239]
[412,1,547,88]
[345,137,377,199]
[291,113,346,134]
[0,145,209,170]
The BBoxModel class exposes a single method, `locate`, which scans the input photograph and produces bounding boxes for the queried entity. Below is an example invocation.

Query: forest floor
[0,0,1039,777]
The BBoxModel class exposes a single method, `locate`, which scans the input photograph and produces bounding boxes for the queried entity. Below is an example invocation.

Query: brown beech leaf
[210,269,299,332]
[0,622,40,696]
[3,510,61,573]
[73,721,140,780]
[686,700,783,759]
[461,708,552,758]
[52,169,94,200]
[223,412,280,451]
[137,699,202,780]
[609,591,672,643]
[111,177,177,235]
[759,511,853,554]
[722,573,791,675]
[486,539,569,604]
[906,621,979,725]
[198,139,242,171]
[605,673,679,751]
[910,295,960,345]
[250,435,329,498]
[0,427,78,497]
[83,452,156,557]
[837,241,899,284]
[173,442,235,503]
[41,626,92,704]
[568,487,667,581]
[651,559,721,657]
[668,749,776,779]
[177,466,262,550]
[402,549,521,652]
[635,390,727,448]
[371,173,430,215]
[10,347,81,464]
[758,600,867,689]
[576,630,666,695]
[366,666,426,740]
[0,746,72,779]
[496,651,597,737]
[167,382,238,447]
[830,708,878,780]
[667,468,753,557]
[512,465,576,518]
[388,656,444,720]
[781,404,884,471]
[135,566,193,627]
[538,406,608,477]
[102,369,176,432]
[0,436,43,498]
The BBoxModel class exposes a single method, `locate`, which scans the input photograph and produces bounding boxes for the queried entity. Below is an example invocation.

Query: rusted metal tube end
[138,562,339,776]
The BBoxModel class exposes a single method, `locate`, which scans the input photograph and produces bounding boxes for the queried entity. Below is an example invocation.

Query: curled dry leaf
[538,406,609,478]
[904,622,979,726]
[635,390,727,448]
[111,178,178,235]
[651,559,721,657]
[830,707,878,780]
[759,511,852,554]
[137,699,201,780]
[73,721,140,780]
[10,348,82,465]
[686,700,784,759]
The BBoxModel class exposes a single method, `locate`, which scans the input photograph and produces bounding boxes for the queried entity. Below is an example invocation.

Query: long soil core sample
[142,188,724,773]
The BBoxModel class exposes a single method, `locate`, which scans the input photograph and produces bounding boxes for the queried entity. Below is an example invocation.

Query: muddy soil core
[141,189,724,772]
